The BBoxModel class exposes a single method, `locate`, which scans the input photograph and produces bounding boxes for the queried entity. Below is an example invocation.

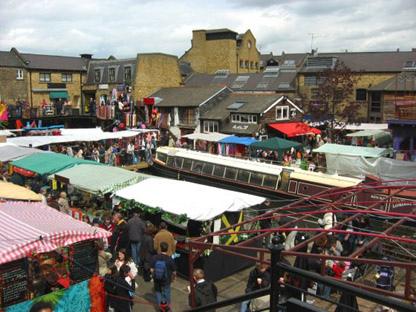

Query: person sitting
[240,263,270,312]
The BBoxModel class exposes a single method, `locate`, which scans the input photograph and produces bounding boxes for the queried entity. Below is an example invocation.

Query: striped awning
[0,202,111,265]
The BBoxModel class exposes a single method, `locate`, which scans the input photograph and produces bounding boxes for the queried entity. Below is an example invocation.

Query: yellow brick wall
[298,72,396,121]
[133,54,182,100]
[181,29,260,74]
[29,71,83,108]
[236,30,261,74]
[0,67,28,103]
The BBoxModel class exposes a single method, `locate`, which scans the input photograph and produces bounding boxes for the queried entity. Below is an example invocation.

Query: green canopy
[313,143,388,158]
[49,91,68,99]
[53,164,150,195]
[12,152,100,176]
[250,137,302,153]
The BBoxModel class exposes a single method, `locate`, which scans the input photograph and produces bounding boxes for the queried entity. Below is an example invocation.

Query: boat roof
[157,147,362,187]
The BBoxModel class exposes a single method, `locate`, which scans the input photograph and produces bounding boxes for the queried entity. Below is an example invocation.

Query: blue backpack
[154,259,168,283]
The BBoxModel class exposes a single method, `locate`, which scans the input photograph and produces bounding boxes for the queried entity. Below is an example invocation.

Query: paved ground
[130,264,393,312]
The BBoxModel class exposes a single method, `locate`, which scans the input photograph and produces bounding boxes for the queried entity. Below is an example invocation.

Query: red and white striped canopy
[0,201,111,265]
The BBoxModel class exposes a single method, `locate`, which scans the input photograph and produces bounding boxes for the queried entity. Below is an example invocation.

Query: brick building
[297,50,416,122]
[0,49,28,104]
[180,28,260,74]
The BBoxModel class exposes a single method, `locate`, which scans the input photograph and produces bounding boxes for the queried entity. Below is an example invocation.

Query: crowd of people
[91,211,218,312]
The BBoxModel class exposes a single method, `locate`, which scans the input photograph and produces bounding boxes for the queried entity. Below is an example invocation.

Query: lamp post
[268,234,284,312]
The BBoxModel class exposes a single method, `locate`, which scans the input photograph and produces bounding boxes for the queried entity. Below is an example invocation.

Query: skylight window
[231,75,250,89]
[227,101,246,110]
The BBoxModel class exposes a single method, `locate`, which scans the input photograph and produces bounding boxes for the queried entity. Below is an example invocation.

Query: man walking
[151,242,176,309]
[128,212,146,268]
[154,222,176,256]
[189,268,217,311]
[110,213,129,256]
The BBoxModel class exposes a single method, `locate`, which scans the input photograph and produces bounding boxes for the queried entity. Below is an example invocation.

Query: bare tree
[308,60,360,140]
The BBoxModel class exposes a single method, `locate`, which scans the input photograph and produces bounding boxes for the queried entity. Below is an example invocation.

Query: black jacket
[190,280,218,311]
[140,233,155,268]
[245,268,271,293]
[110,220,129,254]
[111,276,135,312]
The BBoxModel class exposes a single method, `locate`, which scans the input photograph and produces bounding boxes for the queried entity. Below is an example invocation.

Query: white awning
[182,132,230,142]
[115,177,265,221]
[8,128,143,147]
[335,123,388,131]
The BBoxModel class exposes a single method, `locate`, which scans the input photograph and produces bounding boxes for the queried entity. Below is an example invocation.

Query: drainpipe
[29,71,33,109]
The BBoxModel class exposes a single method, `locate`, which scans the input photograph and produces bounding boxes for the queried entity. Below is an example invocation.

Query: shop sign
[98,84,109,90]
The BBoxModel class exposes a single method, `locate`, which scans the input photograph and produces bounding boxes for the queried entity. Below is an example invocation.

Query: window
[109,68,116,82]
[224,167,237,180]
[304,76,317,86]
[247,40,252,49]
[182,159,193,170]
[202,163,214,175]
[16,69,24,80]
[203,120,219,133]
[250,61,254,69]
[245,60,249,68]
[94,69,101,83]
[179,108,196,125]
[174,157,183,168]
[157,152,167,163]
[124,66,132,82]
[230,114,257,124]
[240,60,244,68]
[370,92,381,113]
[263,175,279,189]
[255,62,259,69]
[276,106,289,120]
[356,89,367,101]
[237,170,250,183]
[166,156,175,167]
[61,73,72,83]
[250,173,264,186]
[191,161,204,174]
[213,165,225,177]
[39,72,51,82]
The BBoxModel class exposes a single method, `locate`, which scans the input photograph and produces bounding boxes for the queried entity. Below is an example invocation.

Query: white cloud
[0,0,415,58]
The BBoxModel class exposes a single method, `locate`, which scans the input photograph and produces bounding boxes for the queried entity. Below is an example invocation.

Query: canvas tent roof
[7,128,140,147]
[0,181,42,201]
[182,132,230,142]
[53,164,149,195]
[250,137,302,152]
[12,152,100,175]
[219,135,257,146]
[0,201,110,265]
[313,143,388,158]
[115,177,265,221]
[346,129,391,138]
[269,122,321,137]
[0,143,43,162]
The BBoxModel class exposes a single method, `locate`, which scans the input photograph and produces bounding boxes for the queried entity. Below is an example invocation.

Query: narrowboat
[152,147,362,201]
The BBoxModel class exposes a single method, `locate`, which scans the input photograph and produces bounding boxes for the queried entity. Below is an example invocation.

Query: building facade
[297,50,416,122]
[180,29,260,74]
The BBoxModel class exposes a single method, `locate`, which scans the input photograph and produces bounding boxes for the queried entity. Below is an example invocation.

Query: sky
[0,0,415,58]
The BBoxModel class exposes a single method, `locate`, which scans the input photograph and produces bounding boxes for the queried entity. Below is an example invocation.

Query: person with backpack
[376,258,394,291]
[151,242,177,309]
[189,268,217,311]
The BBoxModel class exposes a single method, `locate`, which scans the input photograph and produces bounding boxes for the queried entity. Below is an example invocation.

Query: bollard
[268,234,284,312]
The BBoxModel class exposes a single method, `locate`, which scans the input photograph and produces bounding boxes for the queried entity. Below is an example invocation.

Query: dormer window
[109,67,116,82]
[124,66,132,82]
[94,69,101,83]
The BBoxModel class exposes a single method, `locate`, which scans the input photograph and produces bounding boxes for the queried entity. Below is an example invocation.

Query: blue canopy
[219,135,257,146]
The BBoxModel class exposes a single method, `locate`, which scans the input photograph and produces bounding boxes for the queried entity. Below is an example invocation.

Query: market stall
[0,201,110,311]
[11,152,101,177]
[250,137,302,160]
[218,135,257,157]
[0,143,43,162]
[182,132,230,153]
[116,177,266,281]
[0,181,42,201]
[268,122,321,138]
[52,164,150,219]
[346,129,392,146]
